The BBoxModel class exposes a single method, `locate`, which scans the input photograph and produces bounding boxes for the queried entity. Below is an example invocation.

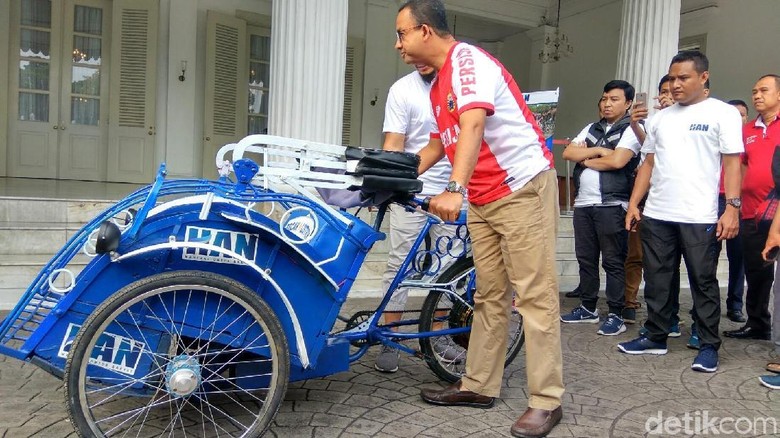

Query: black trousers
[574,205,627,315]
[716,195,746,312]
[741,220,774,331]
[641,217,721,348]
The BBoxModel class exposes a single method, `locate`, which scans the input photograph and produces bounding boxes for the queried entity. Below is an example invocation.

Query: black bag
[345,147,420,179]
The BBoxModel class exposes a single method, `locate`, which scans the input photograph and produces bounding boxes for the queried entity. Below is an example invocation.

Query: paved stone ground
[0,291,778,437]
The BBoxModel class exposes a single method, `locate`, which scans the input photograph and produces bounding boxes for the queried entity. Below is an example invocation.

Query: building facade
[0,0,777,184]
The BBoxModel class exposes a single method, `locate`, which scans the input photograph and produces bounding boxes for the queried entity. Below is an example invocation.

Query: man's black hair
[658,74,671,92]
[727,99,749,113]
[727,99,748,107]
[399,0,451,37]
[758,74,780,90]
[604,80,635,102]
[670,50,709,74]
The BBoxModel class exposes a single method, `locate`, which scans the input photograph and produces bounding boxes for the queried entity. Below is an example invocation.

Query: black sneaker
[726,309,746,323]
[621,308,637,324]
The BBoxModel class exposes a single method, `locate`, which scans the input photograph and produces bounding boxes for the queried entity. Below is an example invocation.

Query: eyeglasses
[396,24,423,42]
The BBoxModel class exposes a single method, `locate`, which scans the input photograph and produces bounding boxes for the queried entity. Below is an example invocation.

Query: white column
[269,0,348,145]
[615,0,680,99]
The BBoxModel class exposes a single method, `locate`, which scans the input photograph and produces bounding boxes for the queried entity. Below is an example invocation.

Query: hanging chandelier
[538,0,574,63]
[539,28,574,63]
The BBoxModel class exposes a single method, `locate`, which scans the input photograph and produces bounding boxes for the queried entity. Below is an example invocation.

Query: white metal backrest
[215,135,366,224]
[215,135,366,190]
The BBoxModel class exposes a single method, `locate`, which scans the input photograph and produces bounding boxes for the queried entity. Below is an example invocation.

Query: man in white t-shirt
[373,64,462,373]
[619,51,743,374]
[560,80,640,337]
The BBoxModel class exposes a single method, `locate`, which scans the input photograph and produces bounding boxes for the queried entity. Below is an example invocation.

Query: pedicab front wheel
[419,257,525,383]
[64,270,289,437]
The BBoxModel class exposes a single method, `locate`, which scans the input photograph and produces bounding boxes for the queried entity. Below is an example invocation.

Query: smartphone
[634,92,648,109]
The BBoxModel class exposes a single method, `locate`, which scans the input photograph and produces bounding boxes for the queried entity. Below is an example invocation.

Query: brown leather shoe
[510,406,563,438]
[420,381,495,408]
[767,362,780,374]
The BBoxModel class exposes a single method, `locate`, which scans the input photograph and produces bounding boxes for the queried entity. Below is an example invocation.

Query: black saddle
[345,147,422,195]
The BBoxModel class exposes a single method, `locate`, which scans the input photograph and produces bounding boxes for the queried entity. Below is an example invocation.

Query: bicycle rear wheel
[64,270,289,437]
[418,257,524,382]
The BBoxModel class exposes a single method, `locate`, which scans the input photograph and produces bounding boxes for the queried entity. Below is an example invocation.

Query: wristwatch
[446,181,468,198]
[726,197,742,209]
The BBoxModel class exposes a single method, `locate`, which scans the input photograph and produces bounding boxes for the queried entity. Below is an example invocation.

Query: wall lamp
[178,60,187,82]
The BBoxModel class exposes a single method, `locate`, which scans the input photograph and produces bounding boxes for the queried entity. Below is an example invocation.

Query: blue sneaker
[561,305,599,323]
[687,323,700,350]
[598,314,627,336]
[758,374,780,389]
[669,322,681,338]
[691,345,718,373]
[618,336,668,355]
[639,322,680,337]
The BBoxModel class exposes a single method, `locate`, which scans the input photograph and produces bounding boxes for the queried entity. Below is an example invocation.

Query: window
[71,5,104,126]
[18,0,52,122]
[247,31,270,135]
[679,34,707,54]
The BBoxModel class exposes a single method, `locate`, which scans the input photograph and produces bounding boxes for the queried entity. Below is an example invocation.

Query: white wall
[681,0,780,108]
[356,0,405,149]
[545,0,623,175]
[501,32,532,92]
[159,0,271,177]
[544,0,780,176]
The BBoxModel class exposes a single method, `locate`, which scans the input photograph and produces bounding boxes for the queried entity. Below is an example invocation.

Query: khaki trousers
[624,224,643,309]
[460,169,564,409]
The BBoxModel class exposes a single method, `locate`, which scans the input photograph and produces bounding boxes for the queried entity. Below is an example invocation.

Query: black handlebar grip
[421,197,431,211]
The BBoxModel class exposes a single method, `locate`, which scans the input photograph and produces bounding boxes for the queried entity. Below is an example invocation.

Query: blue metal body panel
[0,163,385,382]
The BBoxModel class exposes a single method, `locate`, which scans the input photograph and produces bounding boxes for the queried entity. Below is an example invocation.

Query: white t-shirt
[642,98,744,223]
[571,121,641,207]
[383,71,450,196]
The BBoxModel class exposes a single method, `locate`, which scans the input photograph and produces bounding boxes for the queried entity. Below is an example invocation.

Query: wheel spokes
[74,284,284,437]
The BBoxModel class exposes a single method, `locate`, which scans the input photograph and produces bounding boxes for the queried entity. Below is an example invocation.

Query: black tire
[419,258,524,382]
[64,270,289,437]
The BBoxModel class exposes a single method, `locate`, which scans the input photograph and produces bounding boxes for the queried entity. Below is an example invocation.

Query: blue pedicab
[0,135,523,437]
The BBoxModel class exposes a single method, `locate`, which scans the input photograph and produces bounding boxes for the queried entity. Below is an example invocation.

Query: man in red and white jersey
[394,1,563,437]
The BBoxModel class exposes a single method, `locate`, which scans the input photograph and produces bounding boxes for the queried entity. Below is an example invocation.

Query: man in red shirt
[724,74,780,341]
[393,1,563,437]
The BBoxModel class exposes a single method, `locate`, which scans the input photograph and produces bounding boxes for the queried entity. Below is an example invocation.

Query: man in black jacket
[560,80,641,336]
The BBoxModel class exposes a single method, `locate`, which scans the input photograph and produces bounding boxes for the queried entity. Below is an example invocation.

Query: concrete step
[0,253,92,308]
[0,198,113,224]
